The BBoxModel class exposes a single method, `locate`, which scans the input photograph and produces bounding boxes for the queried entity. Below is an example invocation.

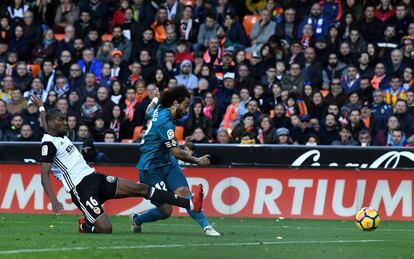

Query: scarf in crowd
[307,17,324,34]
[81,103,101,118]
[166,0,178,21]
[203,105,213,119]
[371,74,385,89]
[180,19,193,40]
[110,119,120,139]
[135,91,147,103]
[125,99,137,121]
[222,103,238,129]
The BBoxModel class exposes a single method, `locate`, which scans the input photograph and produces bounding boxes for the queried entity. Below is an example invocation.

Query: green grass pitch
[0,214,413,259]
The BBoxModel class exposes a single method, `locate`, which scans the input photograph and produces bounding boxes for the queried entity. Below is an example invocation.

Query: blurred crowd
[0,0,413,147]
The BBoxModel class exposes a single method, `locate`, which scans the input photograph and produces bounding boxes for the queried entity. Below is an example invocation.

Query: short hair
[183,141,195,151]
[45,108,62,122]
[243,112,255,120]
[160,85,190,107]
[104,129,116,136]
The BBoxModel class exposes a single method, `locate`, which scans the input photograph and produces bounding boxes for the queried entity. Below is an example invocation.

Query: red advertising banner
[0,164,412,220]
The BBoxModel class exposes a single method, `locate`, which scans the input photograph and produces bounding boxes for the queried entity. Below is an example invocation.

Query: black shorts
[70,173,118,224]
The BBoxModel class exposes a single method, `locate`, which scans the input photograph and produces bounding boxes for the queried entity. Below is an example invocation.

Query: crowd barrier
[0,164,413,220]
[1,142,414,169]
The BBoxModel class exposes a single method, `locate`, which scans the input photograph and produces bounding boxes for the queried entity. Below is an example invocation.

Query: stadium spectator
[2,113,23,141]
[6,88,27,115]
[19,123,36,141]
[331,125,358,146]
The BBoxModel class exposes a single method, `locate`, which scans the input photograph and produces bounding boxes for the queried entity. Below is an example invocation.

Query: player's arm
[31,96,48,133]
[40,142,63,215]
[170,146,210,166]
[145,97,159,119]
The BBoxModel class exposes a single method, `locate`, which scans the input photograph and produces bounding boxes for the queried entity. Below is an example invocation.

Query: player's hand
[196,155,211,166]
[51,200,64,216]
[31,96,44,108]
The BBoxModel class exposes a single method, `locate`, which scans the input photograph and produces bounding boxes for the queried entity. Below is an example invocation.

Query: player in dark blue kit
[132,86,221,236]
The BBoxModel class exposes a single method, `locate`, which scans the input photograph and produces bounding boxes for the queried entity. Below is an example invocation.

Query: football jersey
[137,106,178,170]
[40,134,94,191]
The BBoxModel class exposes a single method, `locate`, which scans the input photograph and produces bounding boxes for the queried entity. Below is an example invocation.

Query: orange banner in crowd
[0,165,412,221]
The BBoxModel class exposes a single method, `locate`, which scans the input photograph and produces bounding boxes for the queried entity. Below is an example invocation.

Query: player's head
[160,85,190,119]
[46,108,67,136]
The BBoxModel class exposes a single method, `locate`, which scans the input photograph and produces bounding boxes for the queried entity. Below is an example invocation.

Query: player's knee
[175,187,191,198]
[98,224,113,234]
[159,206,172,219]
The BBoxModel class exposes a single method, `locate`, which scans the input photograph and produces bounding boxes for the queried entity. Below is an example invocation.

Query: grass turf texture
[0,214,413,259]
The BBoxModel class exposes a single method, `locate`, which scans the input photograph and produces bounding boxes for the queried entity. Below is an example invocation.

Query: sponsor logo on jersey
[42,145,48,156]
[106,176,116,183]
[93,207,101,214]
[66,145,74,154]
[167,129,175,140]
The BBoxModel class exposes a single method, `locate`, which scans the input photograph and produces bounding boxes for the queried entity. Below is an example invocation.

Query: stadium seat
[243,15,260,36]
[133,126,143,140]
[27,64,41,77]
[54,34,65,41]
[121,139,133,143]
[101,34,113,42]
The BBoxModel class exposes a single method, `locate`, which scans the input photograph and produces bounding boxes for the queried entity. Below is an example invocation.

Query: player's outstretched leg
[115,178,203,212]
[79,214,112,234]
[175,187,221,236]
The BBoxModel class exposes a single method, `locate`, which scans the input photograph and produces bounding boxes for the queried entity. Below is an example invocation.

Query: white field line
[1,221,412,232]
[0,240,386,255]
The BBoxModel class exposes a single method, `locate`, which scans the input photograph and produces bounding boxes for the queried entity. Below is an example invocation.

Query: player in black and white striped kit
[33,96,204,234]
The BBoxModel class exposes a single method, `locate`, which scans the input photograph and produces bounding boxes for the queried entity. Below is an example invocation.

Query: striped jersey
[40,134,94,191]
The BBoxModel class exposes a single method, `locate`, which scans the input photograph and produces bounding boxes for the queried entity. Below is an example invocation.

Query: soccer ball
[355,207,381,231]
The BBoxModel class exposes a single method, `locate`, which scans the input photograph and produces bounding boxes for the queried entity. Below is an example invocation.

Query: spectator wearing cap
[215,72,235,117]
[2,114,23,141]
[223,13,248,50]
[110,49,129,84]
[111,25,132,63]
[175,59,198,90]
[250,9,277,50]
[291,114,319,144]
[214,47,235,80]
[77,48,102,80]
[281,63,305,96]
[297,3,331,40]
[275,127,291,144]
[196,14,219,52]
